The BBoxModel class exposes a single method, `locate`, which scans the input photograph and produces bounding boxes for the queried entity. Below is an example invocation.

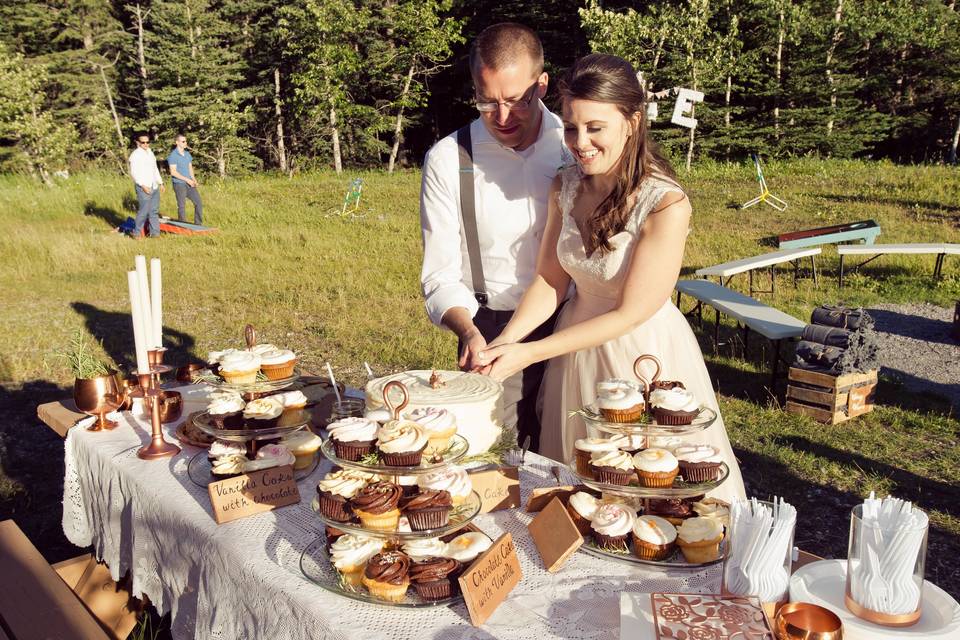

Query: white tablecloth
[62,384,721,640]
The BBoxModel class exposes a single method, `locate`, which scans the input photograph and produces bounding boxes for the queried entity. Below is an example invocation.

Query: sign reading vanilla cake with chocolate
[365,370,503,456]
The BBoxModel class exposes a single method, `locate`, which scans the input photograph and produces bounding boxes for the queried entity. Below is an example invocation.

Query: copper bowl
[775,602,843,640]
[176,363,207,383]
[158,390,183,424]
[74,371,124,431]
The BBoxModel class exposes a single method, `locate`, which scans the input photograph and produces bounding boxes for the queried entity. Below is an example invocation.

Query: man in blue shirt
[166,133,203,224]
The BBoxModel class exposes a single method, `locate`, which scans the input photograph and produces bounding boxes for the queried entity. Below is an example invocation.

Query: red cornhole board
[159,219,218,235]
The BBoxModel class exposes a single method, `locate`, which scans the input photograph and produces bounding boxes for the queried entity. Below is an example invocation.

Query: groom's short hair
[470,23,544,77]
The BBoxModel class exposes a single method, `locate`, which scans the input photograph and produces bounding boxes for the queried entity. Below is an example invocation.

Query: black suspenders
[456,124,488,307]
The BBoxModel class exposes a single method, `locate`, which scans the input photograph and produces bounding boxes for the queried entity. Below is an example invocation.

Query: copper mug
[158,390,183,423]
[74,371,125,431]
[775,602,843,640]
[176,363,207,383]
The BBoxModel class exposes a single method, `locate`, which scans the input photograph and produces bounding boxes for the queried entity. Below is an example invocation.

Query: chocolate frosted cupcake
[649,382,700,426]
[361,551,411,602]
[589,450,636,486]
[349,481,403,531]
[590,503,636,552]
[402,489,453,531]
[317,469,374,522]
[673,444,724,483]
[327,417,379,462]
[647,498,694,526]
[409,557,461,601]
[376,420,428,467]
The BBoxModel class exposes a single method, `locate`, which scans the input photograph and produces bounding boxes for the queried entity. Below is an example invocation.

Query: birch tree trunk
[274,67,287,172]
[329,98,342,174]
[134,4,150,114]
[949,113,959,165]
[825,0,844,138]
[99,64,125,146]
[649,33,667,90]
[388,64,415,174]
[775,4,785,139]
[724,74,732,158]
[686,102,696,171]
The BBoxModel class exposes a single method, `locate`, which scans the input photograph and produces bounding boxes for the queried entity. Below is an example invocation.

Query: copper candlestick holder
[136,371,180,460]
[147,347,173,386]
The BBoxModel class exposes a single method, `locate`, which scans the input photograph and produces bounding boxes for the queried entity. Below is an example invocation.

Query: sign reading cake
[365,370,503,456]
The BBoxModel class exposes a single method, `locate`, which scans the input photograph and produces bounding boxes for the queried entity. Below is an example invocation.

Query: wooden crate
[785,367,877,424]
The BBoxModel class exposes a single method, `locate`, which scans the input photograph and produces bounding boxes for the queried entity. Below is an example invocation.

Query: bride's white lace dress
[539,165,746,502]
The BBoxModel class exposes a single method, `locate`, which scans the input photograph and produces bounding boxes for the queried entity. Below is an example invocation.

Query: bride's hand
[477,342,533,381]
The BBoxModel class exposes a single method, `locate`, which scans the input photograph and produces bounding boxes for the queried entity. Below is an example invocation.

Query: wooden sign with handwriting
[459,532,522,626]
[528,497,584,572]
[207,465,300,524]
[468,466,520,513]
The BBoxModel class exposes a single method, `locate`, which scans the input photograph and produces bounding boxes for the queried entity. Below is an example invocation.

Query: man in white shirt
[420,23,569,452]
[128,131,164,238]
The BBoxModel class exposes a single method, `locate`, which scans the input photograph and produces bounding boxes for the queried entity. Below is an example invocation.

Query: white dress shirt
[420,101,570,326]
[129,147,162,190]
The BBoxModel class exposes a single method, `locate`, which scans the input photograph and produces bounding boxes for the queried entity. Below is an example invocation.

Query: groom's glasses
[474,82,539,114]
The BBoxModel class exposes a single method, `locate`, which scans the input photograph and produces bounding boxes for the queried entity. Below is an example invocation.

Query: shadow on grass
[817,193,960,218]
[82,201,128,229]
[0,379,77,564]
[70,302,199,372]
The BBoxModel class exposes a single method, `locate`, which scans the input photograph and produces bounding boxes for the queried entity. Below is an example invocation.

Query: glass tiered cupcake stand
[566,355,730,568]
[300,381,488,607]
[186,371,321,486]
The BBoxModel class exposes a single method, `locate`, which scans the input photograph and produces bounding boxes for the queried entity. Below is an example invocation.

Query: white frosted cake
[365,370,503,456]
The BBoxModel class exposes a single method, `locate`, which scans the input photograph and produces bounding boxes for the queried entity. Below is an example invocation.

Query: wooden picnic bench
[0,520,113,639]
[837,243,959,287]
[694,247,821,296]
[675,279,807,385]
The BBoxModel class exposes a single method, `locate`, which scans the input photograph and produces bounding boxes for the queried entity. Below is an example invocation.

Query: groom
[419,23,569,452]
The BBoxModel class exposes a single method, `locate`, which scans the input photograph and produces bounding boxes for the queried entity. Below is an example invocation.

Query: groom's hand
[458,326,488,373]
[477,342,531,381]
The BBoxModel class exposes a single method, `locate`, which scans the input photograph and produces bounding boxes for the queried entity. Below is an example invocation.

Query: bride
[478,53,745,502]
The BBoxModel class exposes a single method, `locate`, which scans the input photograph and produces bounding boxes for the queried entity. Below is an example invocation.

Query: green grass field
[0,159,958,626]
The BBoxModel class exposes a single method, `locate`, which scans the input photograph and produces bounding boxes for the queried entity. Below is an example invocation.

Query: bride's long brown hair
[558,53,677,255]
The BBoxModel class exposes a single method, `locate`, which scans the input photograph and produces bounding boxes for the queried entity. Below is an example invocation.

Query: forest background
[1,0,959,185]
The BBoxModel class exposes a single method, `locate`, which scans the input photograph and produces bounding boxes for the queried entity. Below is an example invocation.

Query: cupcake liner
[424,434,455,456]
[209,411,244,429]
[636,468,679,488]
[355,508,401,532]
[566,504,593,537]
[219,368,259,384]
[361,575,409,602]
[277,407,308,428]
[261,359,296,380]
[599,406,645,423]
[677,536,722,564]
[412,578,453,601]
[678,461,722,483]
[592,531,629,552]
[318,491,353,522]
[593,465,634,486]
[380,444,427,467]
[631,535,675,561]
[245,416,279,430]
[574,450,594,478]
[333,439,376,462]
[406,507,451,531]
[652,407,698,426]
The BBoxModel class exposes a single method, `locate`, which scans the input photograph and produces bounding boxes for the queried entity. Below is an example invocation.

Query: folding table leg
[839,255,845,289]
[742,325,750,359]
[811,255,819,287]
[713,308,720,355]
[771,266,776,296]
[769,339,781,388]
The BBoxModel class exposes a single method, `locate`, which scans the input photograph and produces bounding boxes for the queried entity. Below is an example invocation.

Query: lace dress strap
[628,175,686,233]
[557,165,582,216]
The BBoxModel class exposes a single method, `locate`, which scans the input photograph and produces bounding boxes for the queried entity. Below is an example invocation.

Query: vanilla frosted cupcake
[673,444,723,482]
[406,407,457,456]
[280,430,323,469]
[207,392,245,429]
[596,379,645,423]
[317,468,375,522]
[207,348,240,364]
[402,537,447,560]
[444,532,492,563]
[207,439,246,462]
[243,397,284,429]
[692,498,730,528]
[608,434,646,455]
[249,343,278,355]
[632,515,677,561]
[276,390,308,408]
[377,420,428,466]
[258,348,297,380]
[590,503,636,552]
[330,534,385,586]
[418,464,472,505]
[327,416,378,461]
[676,517,724,563]
[211,454,247,479]
[217,351,261,384]
[589,449,636,486]
[649,383,699,425]
[567,491,600,536]
[632,448,679,488]
[647,435,682,450]
[276,390,309,427]
[574,437,621,477]
[245,444,295,471]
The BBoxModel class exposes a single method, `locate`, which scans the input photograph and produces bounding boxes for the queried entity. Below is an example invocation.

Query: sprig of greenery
[358,451,382,466]
[58,329,113,379]
[461,423,518,467]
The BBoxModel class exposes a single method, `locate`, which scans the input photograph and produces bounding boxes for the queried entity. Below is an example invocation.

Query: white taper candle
[134,255,154,348]
[128,271,150,373]
[150,258,162,347]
